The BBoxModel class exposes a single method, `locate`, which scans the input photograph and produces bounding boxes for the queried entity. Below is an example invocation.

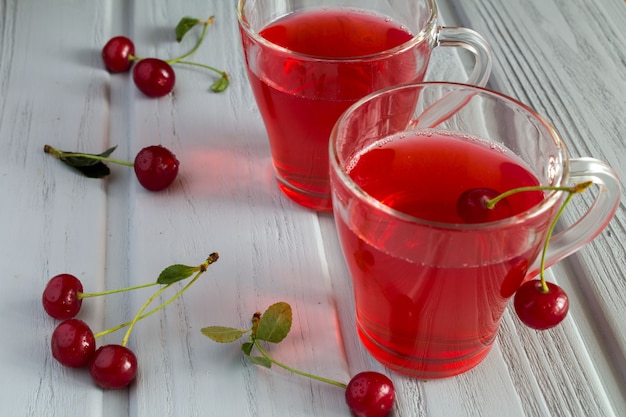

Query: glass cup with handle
[329,82,622,378]
[237,0,493,211]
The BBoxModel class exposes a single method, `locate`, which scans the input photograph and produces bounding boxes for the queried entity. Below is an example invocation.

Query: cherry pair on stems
[101,16,229,97]
[457,181,592,330]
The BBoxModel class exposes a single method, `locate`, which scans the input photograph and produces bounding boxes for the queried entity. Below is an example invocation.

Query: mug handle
[411,27,492,129]
[436,26,493,87]
[528,157,622,277]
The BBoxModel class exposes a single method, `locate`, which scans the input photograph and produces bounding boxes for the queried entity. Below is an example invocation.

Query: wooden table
[1,0,624,416]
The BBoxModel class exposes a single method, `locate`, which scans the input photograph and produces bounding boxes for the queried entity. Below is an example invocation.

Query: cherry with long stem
[251,337,348,389]
[485,181,592,292]
[479,181,592,330]
[44,143,180,191]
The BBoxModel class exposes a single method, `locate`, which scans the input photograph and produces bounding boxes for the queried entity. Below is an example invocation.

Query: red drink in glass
[334,130,548,377]
[330,82,621,379]
[241,8,425,211]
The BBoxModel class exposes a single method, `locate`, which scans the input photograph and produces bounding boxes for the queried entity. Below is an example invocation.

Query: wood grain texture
[446,1,626,415]
[0,0,623,416]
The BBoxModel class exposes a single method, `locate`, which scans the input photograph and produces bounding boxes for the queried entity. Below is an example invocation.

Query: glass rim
[329,81,571,230]
[236,0,439,62]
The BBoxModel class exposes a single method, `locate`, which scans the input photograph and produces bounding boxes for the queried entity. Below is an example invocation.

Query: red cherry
[514,280,569,330]
[102,36,135,73]
[42,274,84,320]
[345,371,395,417]
[133,145,180,191]
[89,344,138,390]
[51,319,96,368]
[132,58,175,97]
[456,187,512,223]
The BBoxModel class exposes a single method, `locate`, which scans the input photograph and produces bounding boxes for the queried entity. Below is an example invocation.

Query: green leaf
[157,264,197,285]
[60,146,117,167]
[68,161,111,178]
[211,74,229,92]
[241,342,254,356]
[256,302,292,343]
[201,326,247,343]
[248,355,272,368]
[175,17,202,42]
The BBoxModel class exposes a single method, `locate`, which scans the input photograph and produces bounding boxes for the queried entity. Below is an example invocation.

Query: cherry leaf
[69,161,111,178]
[241,342,254,356]
[211,74,229,93]
[60,146,117,167]
[248,355,272,368]
[256,302,292,343]
[157,264,197,285]
[175,17,202,42]
[201,326,247,343]
[53,146,118,179]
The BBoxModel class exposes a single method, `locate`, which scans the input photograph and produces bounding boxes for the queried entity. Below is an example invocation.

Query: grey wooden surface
[0,0,623,416]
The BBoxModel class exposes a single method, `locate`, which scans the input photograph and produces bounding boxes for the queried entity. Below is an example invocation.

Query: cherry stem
[485,181,593,292]
[174,60,228,77]
[167,16,214,65]
[485,181,592,209]
[120,283,173,347]
[252,339,348,389]
[78,282,157,299]
[537,192,576,292]
[119,255,218,347]
[44,144,133,167]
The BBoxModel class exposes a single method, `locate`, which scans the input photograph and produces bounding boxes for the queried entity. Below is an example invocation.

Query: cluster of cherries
[457,182,592,330]
[42,254,218,389]
[43,273,139,389]
[101,16,228,97]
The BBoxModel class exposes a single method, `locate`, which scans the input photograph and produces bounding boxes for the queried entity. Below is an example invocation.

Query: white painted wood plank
[0,0,113,416]
[443,0,626,415]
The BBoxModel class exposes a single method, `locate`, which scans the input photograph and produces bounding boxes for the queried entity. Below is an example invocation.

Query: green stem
[93,274,201,339]
[118,254,218,346]
[253,339,348,389]
[167,17,214,65]
[485,181,592,209]
[174,60,228,77]
[121,283,173,347]
[537,192,575,292]
[44,145,133,167]
[79,282,157,299]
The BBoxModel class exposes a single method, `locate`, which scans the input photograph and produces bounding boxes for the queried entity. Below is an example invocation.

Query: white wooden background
[0,0,624,416]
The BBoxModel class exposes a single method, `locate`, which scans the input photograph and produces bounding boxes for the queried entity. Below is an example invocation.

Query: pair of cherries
[457,186,581,330]
[101,16,229,97]
[102,36,175,97]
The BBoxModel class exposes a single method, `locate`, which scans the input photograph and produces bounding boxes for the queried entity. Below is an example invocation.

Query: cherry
[102,36,135,73]
[89,344,138,389]
[42,274,84,320]
[456,187,512,223]
[133,145,180,191]
[345,371,395,417]
[51,319,96,368]
[513,280,569,330]
[132,58,176,97]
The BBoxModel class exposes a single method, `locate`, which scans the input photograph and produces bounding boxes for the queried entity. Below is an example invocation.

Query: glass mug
[329,82,622,378]
[237,0,492,211]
